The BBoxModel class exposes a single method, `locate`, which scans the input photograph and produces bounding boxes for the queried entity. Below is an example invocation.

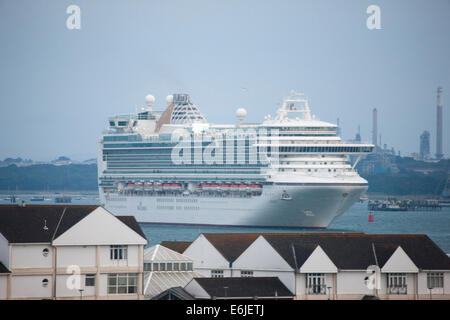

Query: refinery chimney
[436,87,443,159]
[372,108,378,146]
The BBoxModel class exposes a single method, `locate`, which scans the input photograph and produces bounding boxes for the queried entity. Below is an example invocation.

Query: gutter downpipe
[52,208,66,300]
[291,244,298,299]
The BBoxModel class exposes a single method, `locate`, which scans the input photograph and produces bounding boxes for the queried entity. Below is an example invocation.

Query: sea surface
[1,194,449,253]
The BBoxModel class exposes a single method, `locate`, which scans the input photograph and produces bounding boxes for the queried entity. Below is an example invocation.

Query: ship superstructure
[98,91,374,228]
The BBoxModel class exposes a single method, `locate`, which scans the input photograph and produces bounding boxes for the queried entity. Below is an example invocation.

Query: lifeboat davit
[250,184,262,194]
[238,184,249,191]
[230,184,240,192]
[202,183,212,191]
[144,182,154,191]
[154,182,162,192]
[135,182,144,191]
[162,183,172,191]
[172,183,182,191]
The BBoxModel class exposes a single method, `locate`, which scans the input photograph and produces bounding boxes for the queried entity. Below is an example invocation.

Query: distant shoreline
[0,190,99,195]
[0,190,443,200]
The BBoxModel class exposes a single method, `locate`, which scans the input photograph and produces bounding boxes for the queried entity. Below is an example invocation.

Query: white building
[142,244,202,299]
[0,205,147,300]
[181,232,450,300]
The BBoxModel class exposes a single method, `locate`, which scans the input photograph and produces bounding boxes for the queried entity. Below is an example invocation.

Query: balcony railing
[307,284,327,295]
[387,285,407,295]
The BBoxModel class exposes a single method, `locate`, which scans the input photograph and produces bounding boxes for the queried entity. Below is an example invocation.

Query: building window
[241,270,253,277]
[107,273,137,294]
[427,273,444,289]
[387,273,407,294]
[144,263,152,271]
[159,263,166,271]
[42,278,49,287]
[307,273,326,294]
[180,263,186,271]
[42,248,49,257]
[85,274,96,287]
[110,245,128,260]
[187,262,193,271]
[173,263,179,271]
[211,270,224,278]
[166,263,173,271]
[153,263,159,271]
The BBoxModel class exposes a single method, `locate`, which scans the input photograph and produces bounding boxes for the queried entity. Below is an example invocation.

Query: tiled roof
[0,205,96,243]
[202,233,261,263]
[160,241,192,254]
[192,277,293,298]
[193,232,450,271]
[265,233,450,270]
[116,215,147,239]
[0,205,147,243]
[151,286,194,300]
[0,262,10,274]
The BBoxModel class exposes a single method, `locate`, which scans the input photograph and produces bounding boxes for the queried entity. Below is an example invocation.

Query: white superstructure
[98,91,374,228]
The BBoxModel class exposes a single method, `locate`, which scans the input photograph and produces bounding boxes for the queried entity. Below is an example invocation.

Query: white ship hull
[101,183,367,228]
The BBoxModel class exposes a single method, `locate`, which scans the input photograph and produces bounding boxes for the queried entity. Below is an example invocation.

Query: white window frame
[85,274,96,287]
[241,270,254,277]
[110,245,128,260]
[306,273,326,294]
[107,273,138,295]
[211,270,224,278]
[387,273,407,294]
[427,272,444,289]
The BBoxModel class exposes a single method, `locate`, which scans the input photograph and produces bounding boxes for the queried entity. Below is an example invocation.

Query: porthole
[42,278,49,287]
[42,248,49,257]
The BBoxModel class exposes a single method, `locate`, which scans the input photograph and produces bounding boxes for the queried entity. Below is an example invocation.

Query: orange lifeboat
[239,184,249,191]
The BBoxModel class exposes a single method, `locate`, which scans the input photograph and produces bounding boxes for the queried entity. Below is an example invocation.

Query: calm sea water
[1,194,449,253]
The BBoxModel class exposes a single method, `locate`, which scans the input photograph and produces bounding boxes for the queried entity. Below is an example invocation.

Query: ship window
[109,121,115,126]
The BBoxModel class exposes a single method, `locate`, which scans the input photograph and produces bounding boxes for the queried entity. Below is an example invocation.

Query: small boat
[30,196,45,201]
[281,190,292,200]
[55,196,72,203]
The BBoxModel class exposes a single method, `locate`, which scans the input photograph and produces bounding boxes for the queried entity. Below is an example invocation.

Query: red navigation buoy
[368,211,374,222]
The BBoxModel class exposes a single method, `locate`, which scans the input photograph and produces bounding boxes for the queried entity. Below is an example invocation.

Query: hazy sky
[0,0,449,161]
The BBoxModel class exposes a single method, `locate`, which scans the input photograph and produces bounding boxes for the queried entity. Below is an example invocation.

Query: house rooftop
[0,205,146,243]
[0,262,10,274]
[191,277,293,299]
[193,232,450,271]
[160,241,192,254]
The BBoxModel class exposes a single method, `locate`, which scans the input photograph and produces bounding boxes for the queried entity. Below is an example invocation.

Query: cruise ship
[98,91,374,228]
